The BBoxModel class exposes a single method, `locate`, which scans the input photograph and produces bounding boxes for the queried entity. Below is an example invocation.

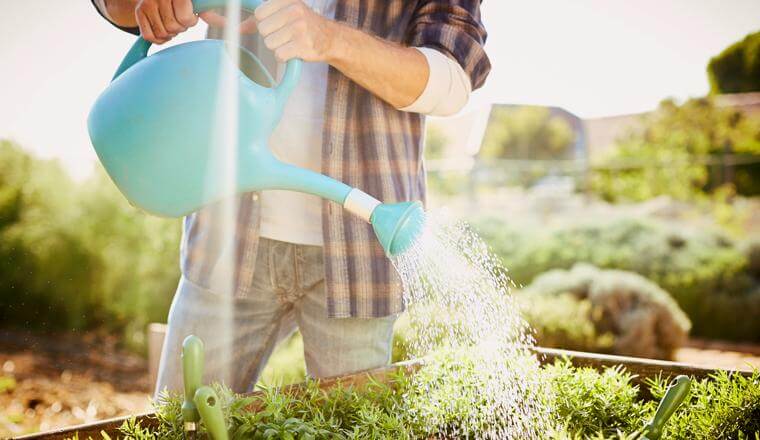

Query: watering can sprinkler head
[343,190,425,257]
[371,202,425,256]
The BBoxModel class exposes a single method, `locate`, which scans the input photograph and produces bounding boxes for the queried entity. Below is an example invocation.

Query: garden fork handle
[642,375,691,440]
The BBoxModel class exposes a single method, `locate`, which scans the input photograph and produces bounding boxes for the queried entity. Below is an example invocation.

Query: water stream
[392,209,553,438]
[205,0,242,389]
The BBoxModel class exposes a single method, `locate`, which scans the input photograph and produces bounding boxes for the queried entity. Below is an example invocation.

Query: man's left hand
[254,0,336,63]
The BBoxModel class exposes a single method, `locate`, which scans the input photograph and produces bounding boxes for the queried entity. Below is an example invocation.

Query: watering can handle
[111,0,301,103]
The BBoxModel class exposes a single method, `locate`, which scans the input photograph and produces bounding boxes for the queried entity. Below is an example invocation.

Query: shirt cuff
[93,0,112,20]
[400,47,472,117]
[91,0,141,35]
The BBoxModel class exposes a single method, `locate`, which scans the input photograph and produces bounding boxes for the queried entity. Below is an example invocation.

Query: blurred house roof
[582,112,646,158]
[714,92,760,116]
[582,92,760,157]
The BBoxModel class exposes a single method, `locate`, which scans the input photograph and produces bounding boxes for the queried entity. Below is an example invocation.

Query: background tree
[0,140,181,351]
[708,30,760,94]
[424,125,467,198]
[424,124,449,161]
[591,98,760,202]
[479,106,575,160]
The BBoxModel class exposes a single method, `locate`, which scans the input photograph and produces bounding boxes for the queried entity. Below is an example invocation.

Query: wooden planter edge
[15,347,754,440]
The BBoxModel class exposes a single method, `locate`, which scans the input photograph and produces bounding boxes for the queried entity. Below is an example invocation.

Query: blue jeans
[155,237,397,395]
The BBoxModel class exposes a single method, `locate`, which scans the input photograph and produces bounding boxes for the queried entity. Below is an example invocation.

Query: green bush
[544,362,652,437]
[474,216,760,342]
[0,141,181,350]
[521,264,691,359]
[743,237,760,278]
[708,31,760,94]
[518,293,615,354]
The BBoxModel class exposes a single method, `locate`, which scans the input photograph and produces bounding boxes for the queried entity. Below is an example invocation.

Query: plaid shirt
[94,0,490,318]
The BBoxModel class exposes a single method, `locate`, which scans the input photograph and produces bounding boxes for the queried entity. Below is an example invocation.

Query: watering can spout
[343,189,425,257]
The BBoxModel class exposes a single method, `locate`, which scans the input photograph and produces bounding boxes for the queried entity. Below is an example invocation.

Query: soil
[676,338,760,371]
[0,330,150,438]
[1,330,759,439]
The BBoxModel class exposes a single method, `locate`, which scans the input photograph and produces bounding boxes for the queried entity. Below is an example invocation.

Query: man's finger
[173,0,198,28]
[254,0,298,22]
[274,40,299,62]
[256,4,301,36]
[136,9,160,43]
[239,16,258,34]
[144,4,171,41]
[159,0,186,34]
[199,10,227,28]
[263,25,295,51]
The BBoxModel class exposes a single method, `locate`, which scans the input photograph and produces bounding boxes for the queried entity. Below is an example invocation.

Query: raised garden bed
[15,347,758,440]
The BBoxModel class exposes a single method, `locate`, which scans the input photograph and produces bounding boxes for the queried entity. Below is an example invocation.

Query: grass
[256,332,306,388]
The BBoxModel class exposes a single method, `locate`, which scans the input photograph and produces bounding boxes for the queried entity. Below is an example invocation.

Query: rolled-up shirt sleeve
[400,47,472,116]
[405,0,491,90]
[91,0,141,35]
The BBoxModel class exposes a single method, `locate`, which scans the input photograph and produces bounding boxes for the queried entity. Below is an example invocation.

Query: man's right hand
[134,0,199,44]
[104,0,257,44]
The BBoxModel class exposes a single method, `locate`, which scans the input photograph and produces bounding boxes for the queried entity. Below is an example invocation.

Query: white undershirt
[260,0,472,246]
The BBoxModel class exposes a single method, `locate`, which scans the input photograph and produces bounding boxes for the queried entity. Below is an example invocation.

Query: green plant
[119,376,415,440]
[708,31,760,94]
[113,353,760,440]
[518,293,615,353]
[544,360,653,437]
[646,370,760,439]
[0,140,181,351]
[521,264,691,359]
[474,216,760,342]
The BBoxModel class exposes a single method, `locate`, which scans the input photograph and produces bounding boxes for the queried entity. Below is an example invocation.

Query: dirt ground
[0,330,151,438]
[1,330,759,439]
[676,338,760,371]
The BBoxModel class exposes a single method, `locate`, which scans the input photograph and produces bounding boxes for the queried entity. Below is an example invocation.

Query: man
[92,0,489,394]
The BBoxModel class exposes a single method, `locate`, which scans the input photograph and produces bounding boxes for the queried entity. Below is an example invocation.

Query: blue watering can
[87,0,423,256]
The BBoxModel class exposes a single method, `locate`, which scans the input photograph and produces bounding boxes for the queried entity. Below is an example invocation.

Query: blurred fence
[425,154,760,200]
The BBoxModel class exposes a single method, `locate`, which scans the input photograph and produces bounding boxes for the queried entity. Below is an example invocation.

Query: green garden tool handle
[642,375,691,440]
[111,0,301,105]
[181,335,205,427]
[194,386,230,440]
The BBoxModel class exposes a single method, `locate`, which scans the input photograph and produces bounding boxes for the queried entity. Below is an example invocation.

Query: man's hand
[254,0,336,63]
[134,0,198,44]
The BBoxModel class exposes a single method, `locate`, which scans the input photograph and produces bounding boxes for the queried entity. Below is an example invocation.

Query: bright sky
[1,1,758,179]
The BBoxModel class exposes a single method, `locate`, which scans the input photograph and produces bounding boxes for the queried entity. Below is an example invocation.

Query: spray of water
[392,209,554,438]
[202,1,242,387]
